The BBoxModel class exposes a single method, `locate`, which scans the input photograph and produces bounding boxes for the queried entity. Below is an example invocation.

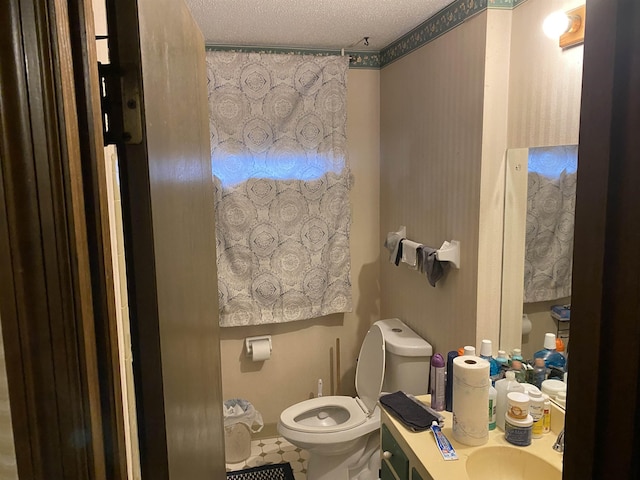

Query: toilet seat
[279,324,385,434]
[279,396,368,433]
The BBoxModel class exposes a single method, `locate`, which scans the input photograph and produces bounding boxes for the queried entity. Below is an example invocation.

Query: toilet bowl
[278,319,432,480]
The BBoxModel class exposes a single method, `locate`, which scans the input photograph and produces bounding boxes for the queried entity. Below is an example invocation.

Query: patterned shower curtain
[523,145,578,303]
[206,51,352,327]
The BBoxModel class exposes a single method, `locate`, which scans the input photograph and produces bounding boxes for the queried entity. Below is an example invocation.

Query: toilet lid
[355,324,385,415]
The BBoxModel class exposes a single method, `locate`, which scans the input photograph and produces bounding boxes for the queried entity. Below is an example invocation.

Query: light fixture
[542,5,586,49]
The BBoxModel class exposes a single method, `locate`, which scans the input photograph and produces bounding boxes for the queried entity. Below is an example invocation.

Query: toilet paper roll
[251,339,271,361]
[522,314,532,336]
[452,355,490,446]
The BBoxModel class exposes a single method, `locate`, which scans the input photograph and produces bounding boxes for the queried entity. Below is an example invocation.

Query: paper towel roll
[251,339,271,361]
[452,355,490,446]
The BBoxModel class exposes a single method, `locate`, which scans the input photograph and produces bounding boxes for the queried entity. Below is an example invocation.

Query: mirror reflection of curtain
[206,51,352,327]
[523,145,578,303]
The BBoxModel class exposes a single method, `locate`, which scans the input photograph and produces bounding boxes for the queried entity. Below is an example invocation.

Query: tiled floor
[225,436,309,480]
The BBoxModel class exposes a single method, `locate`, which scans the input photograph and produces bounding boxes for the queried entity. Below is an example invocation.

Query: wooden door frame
[564,0,640,478]
[0,0,125,478]
[102,0,171,476]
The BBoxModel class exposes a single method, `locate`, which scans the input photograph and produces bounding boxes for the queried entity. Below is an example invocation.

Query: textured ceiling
[185,0,456,51]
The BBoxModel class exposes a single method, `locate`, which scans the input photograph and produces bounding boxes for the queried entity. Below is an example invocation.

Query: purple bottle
[430,353,446,411]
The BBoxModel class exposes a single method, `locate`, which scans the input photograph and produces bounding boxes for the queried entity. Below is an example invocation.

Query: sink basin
[466,446,561,480]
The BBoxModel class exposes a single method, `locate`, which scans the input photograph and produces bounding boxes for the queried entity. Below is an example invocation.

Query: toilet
[277,318,432,480]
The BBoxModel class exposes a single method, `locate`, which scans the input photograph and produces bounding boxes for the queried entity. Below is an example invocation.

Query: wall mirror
[500,145,578,380]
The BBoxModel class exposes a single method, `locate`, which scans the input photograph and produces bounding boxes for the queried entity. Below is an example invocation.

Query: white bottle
[529,390,545,438]
[488,382,497,430]
[495,370,525,431]
[542,394,551,434]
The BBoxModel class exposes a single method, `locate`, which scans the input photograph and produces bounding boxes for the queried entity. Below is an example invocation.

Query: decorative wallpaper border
[488,0,528,9]
[380,0,487,67]
[205,0,528,70]
[204,45,380,69]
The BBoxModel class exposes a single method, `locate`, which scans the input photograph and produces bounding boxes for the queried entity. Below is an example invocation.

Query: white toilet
[277,318,433,480]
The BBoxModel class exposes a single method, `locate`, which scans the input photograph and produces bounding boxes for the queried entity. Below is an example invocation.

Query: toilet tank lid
[374,318,433,357]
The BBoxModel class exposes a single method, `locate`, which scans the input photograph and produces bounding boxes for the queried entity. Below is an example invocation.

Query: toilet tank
[375,318,433,396]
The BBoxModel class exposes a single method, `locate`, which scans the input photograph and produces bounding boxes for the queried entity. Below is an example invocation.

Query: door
[1,0,225,478]
[103,0,226,478]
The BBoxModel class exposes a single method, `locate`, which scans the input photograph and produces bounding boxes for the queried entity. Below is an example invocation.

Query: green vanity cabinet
[381,422,432,480]
[380,412,433,480]
[381,423,409,479]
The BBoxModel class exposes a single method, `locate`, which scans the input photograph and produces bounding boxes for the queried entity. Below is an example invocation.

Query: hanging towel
[401,239,422,270]
[384,230,404,266]
[419,246,445,287]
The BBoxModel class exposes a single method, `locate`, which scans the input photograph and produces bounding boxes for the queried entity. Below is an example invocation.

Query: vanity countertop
[381,394,564,480]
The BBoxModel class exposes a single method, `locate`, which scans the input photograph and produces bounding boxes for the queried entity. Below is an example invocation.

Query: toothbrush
[317,379,323,397]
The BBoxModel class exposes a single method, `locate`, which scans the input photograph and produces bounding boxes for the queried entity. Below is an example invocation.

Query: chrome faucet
[553,428,565,453]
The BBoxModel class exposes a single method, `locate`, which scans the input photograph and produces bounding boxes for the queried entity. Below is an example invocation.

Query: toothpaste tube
[430,421,458,461]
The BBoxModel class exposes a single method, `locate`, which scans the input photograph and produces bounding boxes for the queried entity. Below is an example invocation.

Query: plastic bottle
[511,348,524,363]
[524,362,535,384]
[430,353,446,411]
[534,333,566,370]
[488,382,497,430]
[479,339,500,380]
[532,357,546,389]
[445,351,458,412]
[542,394,551,434]
[510,359,527,383]
[529,390,545,438]
[495,350,509,373]
[463,345,476,356]
[494,370,525,431]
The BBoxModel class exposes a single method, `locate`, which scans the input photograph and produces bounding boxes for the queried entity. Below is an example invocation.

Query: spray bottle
[430,353,446,411]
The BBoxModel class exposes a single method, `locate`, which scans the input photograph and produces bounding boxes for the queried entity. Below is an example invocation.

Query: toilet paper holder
[245,335,272,357]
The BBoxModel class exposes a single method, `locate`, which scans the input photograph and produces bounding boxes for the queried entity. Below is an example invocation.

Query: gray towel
[418,246,444,287]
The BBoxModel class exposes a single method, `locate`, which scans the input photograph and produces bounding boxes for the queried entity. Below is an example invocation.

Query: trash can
[223,399,264,463]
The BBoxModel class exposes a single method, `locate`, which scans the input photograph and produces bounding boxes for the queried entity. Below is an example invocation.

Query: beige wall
[379,13,487,356]
[0,321,18,480]
[219,69,381,432]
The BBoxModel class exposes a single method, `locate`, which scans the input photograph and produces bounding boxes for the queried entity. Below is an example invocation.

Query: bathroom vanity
[380,395,564,480]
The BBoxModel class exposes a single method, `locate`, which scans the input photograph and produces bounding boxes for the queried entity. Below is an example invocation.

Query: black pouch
[379,391,441,432]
